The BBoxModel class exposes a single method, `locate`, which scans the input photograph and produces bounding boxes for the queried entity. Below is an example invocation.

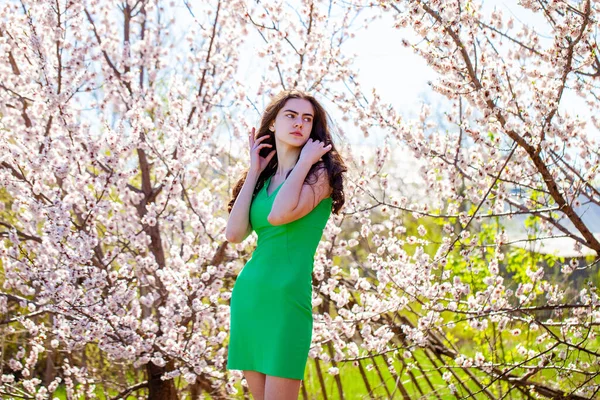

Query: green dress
[227,174,333,380]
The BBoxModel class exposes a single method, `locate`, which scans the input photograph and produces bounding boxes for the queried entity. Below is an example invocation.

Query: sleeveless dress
[227,174,333,380]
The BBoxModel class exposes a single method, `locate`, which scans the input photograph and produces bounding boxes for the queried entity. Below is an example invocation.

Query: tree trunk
[43,348,56,387]
[188,375,229,399]
[146,361,179,400]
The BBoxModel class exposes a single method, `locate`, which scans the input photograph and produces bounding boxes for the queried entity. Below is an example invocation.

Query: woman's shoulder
[311,161,332,198]
[313,160,327,175]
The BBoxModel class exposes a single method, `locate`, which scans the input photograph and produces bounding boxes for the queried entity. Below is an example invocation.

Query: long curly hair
[228,89,347,215]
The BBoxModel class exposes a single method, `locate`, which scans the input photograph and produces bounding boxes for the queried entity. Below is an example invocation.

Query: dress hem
[226,365,304,381]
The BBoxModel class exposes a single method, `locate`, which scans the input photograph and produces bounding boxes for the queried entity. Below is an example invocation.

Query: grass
[49,384,139,400]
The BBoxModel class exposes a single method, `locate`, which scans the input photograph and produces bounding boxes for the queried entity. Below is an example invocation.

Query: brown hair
[227,89,347,215]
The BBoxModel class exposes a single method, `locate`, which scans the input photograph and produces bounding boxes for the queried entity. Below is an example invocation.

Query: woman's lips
[291,132,302,137]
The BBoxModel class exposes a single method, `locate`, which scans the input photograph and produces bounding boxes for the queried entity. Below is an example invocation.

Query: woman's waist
[238,259,313,287]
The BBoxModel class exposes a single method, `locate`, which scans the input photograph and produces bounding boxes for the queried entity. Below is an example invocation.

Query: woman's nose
[294,118,303,127]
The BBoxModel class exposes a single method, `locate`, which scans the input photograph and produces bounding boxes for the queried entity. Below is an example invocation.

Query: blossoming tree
[1,0,599,399]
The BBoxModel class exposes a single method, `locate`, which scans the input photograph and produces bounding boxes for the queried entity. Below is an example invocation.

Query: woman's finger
[249,127,256,146]
[265,149,276,163]
[255,134,270,143]
[253,143,273,152]
[252,135,271,150]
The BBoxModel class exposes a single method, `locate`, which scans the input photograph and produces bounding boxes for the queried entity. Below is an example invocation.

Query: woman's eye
[285,114,311,122]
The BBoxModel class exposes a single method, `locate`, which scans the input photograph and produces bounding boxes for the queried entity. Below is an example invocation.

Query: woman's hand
[249,127,276,174]
[299,138,332,165]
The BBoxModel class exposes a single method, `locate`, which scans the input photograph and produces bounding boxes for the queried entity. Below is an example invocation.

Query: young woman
[225,89,347,400]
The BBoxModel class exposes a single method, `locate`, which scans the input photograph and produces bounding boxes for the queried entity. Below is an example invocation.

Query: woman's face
[270,98,314,147]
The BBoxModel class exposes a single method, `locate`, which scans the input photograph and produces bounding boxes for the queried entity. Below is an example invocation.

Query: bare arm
[268,138,333,225]
[268,161,331,225]
[268,159,310,225]
[226,170,259,243]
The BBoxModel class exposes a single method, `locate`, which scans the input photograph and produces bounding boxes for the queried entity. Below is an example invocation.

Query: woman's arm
[226,170,259,243]
[268,160,331,226]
